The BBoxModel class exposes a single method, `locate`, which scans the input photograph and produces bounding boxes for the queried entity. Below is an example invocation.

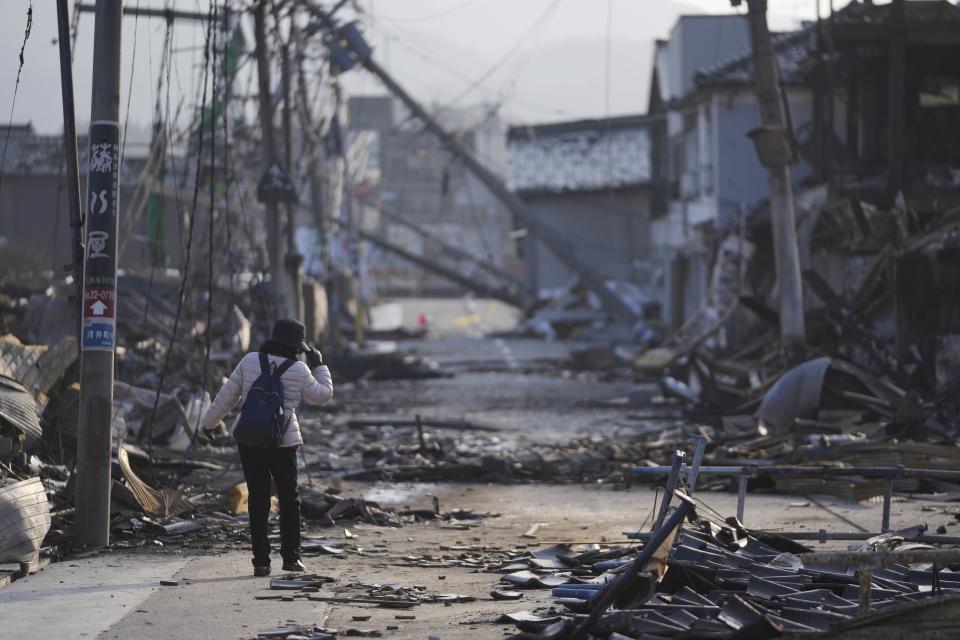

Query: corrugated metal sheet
[0,336,48,386]
[0,375,41,440]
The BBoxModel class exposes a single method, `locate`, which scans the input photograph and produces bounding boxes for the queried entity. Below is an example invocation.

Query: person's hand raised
[305,346,323,369]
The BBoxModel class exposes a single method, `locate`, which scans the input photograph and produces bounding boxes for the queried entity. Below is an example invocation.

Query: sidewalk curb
[0,555,52,590]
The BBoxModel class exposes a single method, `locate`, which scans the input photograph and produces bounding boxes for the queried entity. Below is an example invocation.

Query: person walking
[200,319,333,576]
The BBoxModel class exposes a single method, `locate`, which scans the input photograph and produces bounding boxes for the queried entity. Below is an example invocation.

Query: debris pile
[305,403,960,502]
[0,269,462,580]
[257,576,475,607]
[495,497,960,639]
[300,486,496,529]
[312,421,656,484]
[518,278,656,345]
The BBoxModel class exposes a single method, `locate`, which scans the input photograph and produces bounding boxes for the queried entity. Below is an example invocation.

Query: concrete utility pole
[740,0,806,364]
[253,0,292,319]
[75,0,122,549]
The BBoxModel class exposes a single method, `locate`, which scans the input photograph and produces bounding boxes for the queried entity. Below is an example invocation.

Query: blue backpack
[233,353,297,447]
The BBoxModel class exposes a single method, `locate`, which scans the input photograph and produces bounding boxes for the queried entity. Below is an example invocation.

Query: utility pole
[332,218,526,308]
[253,0,291,319]
[280,6,305,323]
[299,6,639,324]
[362,56,635,322]
[739,0,806,364]
[75,0,122,550]
[55,0,85,340]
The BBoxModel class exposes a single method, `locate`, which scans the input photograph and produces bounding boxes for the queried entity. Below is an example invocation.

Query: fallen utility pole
[375,203,528,292]
[739,0,806,364]
[363,57,634,321]
[329,216,525,308]
[56,0,85,342]
[75,0,122,550]
[253,0,293,319]
[300,5,639,324]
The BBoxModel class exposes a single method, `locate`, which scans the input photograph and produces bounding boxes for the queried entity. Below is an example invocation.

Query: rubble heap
[495,499,960,639]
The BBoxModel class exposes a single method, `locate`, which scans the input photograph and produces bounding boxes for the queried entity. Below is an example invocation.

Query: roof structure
[0,125,66,177]
[831,0,960,25]
[506,116,653,194]
[694,1,960,90]
[0,123,160,188]
[694,27,816,88]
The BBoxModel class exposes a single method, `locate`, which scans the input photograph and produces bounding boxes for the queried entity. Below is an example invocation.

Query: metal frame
[630,461,960,544]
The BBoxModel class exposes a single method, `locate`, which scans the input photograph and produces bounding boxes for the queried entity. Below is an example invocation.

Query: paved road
[4,483,958,639]
[6,298,960,637]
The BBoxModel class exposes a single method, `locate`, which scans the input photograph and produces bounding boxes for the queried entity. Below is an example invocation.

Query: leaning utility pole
[75,0,122,549]
[253,0,292,319]
[300,6,639,324]
[55,0,85,340]
[739,0,806,364]
[363,57,636,322]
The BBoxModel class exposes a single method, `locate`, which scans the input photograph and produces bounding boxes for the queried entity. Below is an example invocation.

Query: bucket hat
[269,319,309,353]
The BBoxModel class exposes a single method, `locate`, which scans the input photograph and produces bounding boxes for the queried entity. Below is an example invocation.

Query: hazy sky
[0,0,826,138]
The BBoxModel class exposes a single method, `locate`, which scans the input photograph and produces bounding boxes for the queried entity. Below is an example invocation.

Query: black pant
[237,443,301,567]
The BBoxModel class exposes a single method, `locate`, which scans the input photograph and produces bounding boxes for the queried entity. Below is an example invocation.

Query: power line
[146,0,216,456]
[374,0,485,23]
[377,22,572,120]
[191,0,220,450]
[440,0,564,112]
[370,0,566,156]
[120,0,143,171]
[0,1,34,196]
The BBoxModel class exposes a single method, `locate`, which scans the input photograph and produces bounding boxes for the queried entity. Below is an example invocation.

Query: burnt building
[812,0,960,203]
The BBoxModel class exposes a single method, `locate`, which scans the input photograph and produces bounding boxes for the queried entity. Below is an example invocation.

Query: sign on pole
[81,120,120,352]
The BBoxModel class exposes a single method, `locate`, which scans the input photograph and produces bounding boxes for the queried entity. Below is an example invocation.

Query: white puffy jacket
[200,352,334,447]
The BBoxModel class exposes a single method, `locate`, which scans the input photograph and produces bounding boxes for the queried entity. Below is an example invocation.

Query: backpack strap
[274,358,297,377]
[258,351,270,376]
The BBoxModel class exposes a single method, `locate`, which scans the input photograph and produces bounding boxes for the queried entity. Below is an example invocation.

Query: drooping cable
[145,1,217,461]
[375,0,484,23]
[434,0,563,114]
[0,1,34,196]
[120,0,143,171]
[191,1,220,449]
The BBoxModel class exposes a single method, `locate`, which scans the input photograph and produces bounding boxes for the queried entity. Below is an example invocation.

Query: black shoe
[254,565,270,577]
[282,559,305,573]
